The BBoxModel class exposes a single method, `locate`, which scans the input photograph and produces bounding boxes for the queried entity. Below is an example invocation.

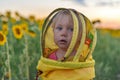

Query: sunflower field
[0,11,44,80]
[0,11,120,80]
[93,29,120,80]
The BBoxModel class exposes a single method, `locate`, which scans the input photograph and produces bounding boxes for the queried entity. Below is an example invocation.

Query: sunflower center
[0,33,4,41]
[23,27,26,30]
[16,28,21,34]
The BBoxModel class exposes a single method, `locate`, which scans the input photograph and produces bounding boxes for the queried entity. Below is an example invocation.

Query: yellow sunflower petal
[0,31,7,46]
[2,24,8,35]
[20,23,28,32]
[28,30,36,37]
[12,25,23,39]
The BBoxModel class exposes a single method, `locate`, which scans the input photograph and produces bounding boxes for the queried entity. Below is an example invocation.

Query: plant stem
[6,38,11,80]
[24,34,30,80]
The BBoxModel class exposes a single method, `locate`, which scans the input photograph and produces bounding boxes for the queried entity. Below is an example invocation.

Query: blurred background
[0,0,120,80]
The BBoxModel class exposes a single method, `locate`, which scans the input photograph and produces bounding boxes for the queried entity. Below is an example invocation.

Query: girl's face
[53,15,73,51]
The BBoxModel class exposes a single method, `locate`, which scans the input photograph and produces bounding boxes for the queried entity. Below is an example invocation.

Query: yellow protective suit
[36,8,97,80]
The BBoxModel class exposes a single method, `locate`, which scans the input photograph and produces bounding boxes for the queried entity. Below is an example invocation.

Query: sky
[0,0,120,29]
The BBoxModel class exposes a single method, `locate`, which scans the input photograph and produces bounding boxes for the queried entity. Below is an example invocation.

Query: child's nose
[61,29,67,37]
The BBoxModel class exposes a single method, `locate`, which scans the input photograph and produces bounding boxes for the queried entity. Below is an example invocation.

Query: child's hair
[51,9,72,28]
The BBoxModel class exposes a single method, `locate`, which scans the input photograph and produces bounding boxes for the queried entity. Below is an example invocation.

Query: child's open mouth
[59,40,67,44]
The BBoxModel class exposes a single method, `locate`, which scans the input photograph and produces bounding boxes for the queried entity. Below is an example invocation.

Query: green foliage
[93,29,120,80]
[0,15,42,80]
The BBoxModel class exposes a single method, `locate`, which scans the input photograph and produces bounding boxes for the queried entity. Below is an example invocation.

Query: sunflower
[2,24,8,35]
[29,15,35,22]
[20,23,28,32]
[5,72,11,79]
[6,11,11,18]
[12,25,23,39]
[28,30,36,38]
[0,31,7,46]
[39,19,45,30]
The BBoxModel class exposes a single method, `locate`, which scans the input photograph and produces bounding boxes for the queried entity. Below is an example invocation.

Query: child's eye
[56,26,62,30]
[68,27,73,32]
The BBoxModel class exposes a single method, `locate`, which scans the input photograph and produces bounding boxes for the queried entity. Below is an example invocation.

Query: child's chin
[59,45,68,50]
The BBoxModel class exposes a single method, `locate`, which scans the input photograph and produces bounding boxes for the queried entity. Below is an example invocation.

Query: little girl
[36,8,97,80]
[48,9,81,61]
